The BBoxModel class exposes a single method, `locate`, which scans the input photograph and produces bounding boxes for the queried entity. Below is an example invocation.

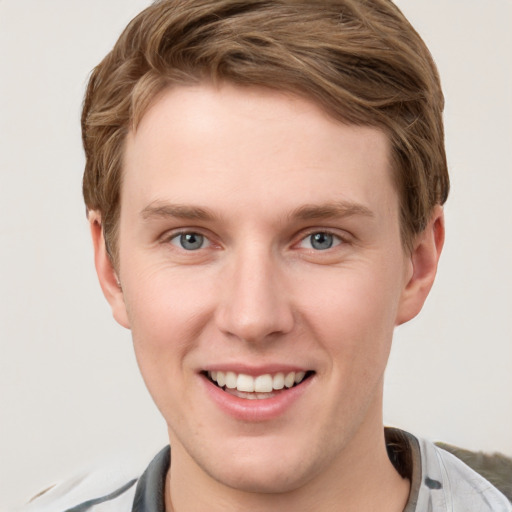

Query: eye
[299,232,342,251]
[170,232,210,251]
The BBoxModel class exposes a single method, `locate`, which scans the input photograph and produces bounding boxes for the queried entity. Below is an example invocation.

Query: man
[24,0,511,510]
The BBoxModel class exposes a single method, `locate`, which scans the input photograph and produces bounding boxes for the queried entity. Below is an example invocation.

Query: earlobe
[88,211,131,329]
[395,205,445,326]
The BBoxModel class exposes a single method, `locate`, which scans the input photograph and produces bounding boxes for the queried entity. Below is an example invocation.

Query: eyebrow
[289,201,374,221]
[140,200,374,223]
[140,202,217,221]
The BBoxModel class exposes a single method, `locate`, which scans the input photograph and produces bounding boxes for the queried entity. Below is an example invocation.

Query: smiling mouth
[204,370,314,400]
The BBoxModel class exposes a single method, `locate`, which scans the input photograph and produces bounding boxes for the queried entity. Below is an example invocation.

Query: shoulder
[417,436,512,511]
[20,464,140,512]
[20,446,170,512]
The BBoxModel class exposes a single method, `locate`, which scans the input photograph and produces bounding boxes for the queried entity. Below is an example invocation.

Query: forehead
[122,83,396,223]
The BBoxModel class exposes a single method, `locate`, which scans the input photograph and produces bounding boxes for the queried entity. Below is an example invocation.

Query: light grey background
[1,1,511,509]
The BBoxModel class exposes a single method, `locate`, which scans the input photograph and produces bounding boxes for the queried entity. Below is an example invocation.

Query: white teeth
[273,373,285,390]
[236,374,254,392]
[225,371,237,389]
[208,370,308,393]
[254,374,273,393]
[294,371,306,383]
[284,372,295,388]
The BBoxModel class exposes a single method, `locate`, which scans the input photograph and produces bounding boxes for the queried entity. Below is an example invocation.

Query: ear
[395,205,445,326]
[88,211,131,329]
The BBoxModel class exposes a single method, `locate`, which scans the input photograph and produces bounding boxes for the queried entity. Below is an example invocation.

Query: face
[93,83,439,495]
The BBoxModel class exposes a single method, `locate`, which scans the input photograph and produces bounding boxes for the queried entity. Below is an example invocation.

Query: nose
[215,247,295,344]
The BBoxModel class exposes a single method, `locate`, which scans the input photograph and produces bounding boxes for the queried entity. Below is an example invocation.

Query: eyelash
[297,230,344,251]
[164,229,347,252]
[167,231,212,251]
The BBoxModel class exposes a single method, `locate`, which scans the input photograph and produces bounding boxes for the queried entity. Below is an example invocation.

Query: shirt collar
[132,446,169,512]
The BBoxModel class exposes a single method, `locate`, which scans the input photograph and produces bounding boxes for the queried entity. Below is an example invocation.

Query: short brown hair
[82,0,449,266]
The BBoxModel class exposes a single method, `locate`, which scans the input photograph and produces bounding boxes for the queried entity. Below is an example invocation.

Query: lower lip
[201,374,313,422]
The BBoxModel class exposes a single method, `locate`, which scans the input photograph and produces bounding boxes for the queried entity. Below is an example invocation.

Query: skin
[90,83,444,511]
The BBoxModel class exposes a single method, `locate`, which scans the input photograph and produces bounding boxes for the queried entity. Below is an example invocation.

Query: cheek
[121,267,214,422]
[125,262,211,330]
[297,263,402,362]
[121,264,215,379]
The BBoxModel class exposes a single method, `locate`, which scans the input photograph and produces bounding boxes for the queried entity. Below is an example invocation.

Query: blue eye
[170,232,209,250]
[300,232,341,250]
[310,232,333,250]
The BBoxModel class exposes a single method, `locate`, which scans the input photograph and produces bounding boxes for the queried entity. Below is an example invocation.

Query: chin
[209,461,310,495]
[196,437,326,495]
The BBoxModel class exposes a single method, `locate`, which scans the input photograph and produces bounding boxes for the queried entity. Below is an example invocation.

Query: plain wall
[1,0,511,509]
